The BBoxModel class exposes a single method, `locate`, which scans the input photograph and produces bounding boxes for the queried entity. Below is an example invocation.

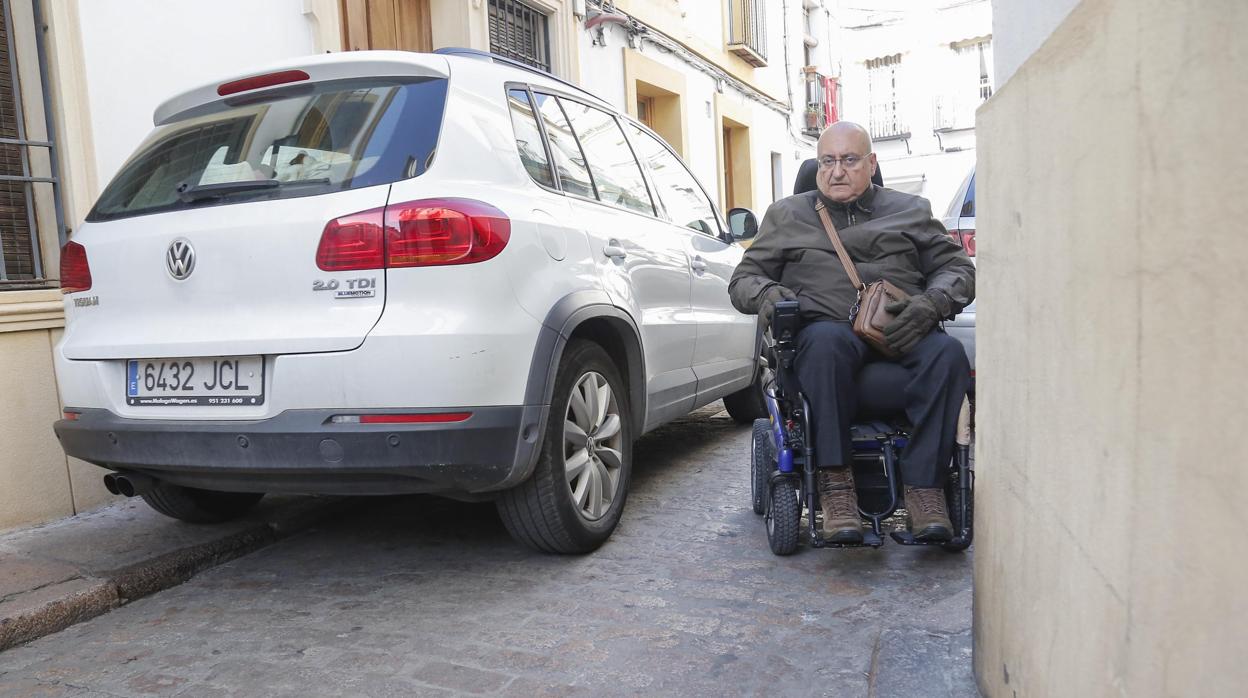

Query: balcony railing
[727,0,768,67]
[803,68,831,137]
[932,80,993,131]
[869,105,908,141]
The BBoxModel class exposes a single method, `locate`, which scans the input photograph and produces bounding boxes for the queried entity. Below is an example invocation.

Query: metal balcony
[727,0,768,67]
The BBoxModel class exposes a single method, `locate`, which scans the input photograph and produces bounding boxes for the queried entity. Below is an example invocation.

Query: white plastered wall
[974,0,1248,694]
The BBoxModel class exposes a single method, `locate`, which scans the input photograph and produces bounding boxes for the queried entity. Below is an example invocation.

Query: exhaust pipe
[104,471,156,497]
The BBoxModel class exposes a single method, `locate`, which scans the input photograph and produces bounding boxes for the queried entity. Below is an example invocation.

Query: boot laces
[819,470,857,519]
[908,487,948,516]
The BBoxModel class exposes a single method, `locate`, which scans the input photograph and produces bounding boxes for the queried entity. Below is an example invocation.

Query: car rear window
[88,77,448,221]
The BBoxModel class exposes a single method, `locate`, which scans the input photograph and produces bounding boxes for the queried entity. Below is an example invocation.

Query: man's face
[816,130,877,204]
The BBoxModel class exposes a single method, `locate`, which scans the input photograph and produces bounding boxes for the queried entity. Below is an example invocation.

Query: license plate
[126,356,265,406]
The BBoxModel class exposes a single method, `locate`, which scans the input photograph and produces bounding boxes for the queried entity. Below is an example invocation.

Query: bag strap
[814,199,866,291]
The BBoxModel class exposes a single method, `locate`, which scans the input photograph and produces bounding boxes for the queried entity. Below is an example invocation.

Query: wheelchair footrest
[889,530,952,547]
[812,530,884,549]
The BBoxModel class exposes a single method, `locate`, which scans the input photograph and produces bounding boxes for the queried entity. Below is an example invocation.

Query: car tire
[497,339,633,554]
[141,483,264,524]
[722,368,768,424]
[750,418,774,515]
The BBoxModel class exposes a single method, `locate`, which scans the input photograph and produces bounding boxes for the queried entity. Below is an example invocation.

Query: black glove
[883,290,946,354]
[758,285,798,327]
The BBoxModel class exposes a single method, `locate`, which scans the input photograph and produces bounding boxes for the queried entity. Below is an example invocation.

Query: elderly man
[729,122,974,544]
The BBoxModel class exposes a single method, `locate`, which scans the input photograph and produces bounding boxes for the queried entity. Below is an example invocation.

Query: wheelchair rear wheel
[766,478,801,555]
[750,418,774,515]
[942,469,973,553]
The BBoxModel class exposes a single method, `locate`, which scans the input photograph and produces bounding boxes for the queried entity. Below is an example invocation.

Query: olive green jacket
[728,186,975,323]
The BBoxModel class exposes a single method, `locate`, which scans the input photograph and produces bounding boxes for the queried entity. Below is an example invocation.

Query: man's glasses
[817,155,869,170]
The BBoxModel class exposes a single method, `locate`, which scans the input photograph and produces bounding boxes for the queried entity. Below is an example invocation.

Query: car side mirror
[727,207,759,241]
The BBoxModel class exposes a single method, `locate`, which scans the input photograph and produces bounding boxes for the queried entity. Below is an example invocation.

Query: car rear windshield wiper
[175,178,331,204]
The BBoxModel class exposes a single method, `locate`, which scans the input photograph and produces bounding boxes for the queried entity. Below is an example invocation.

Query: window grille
[934,38,994,131]
[488,0,551,73]
[0,0,63,287]
[727,0,768,67]
[867,54,906,140]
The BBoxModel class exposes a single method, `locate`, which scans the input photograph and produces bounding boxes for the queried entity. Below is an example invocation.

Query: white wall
[836,0,991,211]
[579,14,818,215]
[78,0,320,186]
[991,0,1081,87]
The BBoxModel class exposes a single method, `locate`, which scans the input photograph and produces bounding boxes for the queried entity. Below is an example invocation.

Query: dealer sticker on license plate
[126,356,264,406]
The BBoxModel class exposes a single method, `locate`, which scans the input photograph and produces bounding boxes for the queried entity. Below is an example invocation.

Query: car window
[557,99,655,216]
[89,77,446,222]
[961,174,976,217]
[531,93,595,199]
[623,122,719,237]
[505,88,555,189]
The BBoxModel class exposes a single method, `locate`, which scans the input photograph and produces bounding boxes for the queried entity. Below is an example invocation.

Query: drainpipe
[32,0,67,246]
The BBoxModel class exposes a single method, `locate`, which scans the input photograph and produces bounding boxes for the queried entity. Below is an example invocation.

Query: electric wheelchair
[749,300,974,555]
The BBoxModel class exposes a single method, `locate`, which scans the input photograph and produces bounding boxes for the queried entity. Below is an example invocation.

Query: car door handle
[690,256,708,273]
[603,240,627,259]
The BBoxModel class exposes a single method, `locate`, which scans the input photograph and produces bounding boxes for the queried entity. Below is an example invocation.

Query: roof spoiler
[153,51,450,126]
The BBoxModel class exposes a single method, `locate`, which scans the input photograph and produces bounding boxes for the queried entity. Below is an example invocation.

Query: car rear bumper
[54,406,545,496]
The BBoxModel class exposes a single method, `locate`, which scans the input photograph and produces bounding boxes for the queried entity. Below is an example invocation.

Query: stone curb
[0,497,357,652]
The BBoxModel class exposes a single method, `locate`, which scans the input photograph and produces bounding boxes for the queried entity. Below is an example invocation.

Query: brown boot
[904,486,953,541]
[818,468,864,543]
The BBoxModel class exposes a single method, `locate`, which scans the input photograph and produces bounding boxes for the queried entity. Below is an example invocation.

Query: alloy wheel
[563,371,623,521]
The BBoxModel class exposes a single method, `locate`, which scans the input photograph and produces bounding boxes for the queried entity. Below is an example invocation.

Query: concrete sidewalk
[0,495,355,652]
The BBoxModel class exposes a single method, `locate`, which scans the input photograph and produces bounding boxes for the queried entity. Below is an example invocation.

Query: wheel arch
[524,291,647,434]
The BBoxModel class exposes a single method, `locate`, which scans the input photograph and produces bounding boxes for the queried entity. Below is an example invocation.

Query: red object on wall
[824,77,839,125]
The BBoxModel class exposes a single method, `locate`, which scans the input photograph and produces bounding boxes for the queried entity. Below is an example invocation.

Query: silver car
[941,167,977,387]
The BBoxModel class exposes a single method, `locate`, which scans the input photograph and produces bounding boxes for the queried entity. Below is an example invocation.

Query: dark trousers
[795,321,970,487]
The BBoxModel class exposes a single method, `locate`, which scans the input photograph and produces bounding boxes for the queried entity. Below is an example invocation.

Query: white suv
[53,49,766,553]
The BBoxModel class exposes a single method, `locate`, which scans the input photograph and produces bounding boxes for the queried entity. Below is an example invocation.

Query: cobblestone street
[0,405,976,697]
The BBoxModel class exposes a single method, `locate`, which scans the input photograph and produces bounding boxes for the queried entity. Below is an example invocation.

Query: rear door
[531,93,698,423]
[622,123,755,402]
[61,75,449,360]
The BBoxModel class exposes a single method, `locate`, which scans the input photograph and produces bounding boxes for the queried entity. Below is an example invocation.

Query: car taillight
[316,208,386,271]
[59,241,92,293]
[386,198,510,268]
[316,199,510,271]
[958,229,976,257]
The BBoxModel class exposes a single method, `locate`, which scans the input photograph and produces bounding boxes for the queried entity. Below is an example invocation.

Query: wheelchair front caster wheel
[750,418,774,515]
[766,479,801,555]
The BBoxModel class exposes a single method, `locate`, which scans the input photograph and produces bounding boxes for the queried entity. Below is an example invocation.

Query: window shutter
[0,6,35,280]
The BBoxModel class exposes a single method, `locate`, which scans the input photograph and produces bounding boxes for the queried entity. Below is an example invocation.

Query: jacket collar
[816,184,877,216]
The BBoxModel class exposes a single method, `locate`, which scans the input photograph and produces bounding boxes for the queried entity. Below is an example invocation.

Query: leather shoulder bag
[814,199,908,358]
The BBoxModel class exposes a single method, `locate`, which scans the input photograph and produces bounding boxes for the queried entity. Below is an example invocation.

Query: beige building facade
[1,0,824,531]
[975,0,1248,694]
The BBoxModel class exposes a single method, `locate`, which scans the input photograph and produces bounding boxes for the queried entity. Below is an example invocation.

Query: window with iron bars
[866,54,907,140]
[727,0,767,67]
[488,0,552,73]
[0,0,64,288]
[933,38,994,131]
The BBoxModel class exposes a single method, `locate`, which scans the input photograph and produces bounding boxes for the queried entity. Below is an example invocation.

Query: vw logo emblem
[166,239,196,280]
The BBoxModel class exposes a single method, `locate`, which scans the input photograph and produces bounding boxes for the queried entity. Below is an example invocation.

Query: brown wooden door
[341,0,432,52]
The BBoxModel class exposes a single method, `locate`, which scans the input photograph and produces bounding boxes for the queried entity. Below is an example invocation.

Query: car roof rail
[433,47,605,104]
